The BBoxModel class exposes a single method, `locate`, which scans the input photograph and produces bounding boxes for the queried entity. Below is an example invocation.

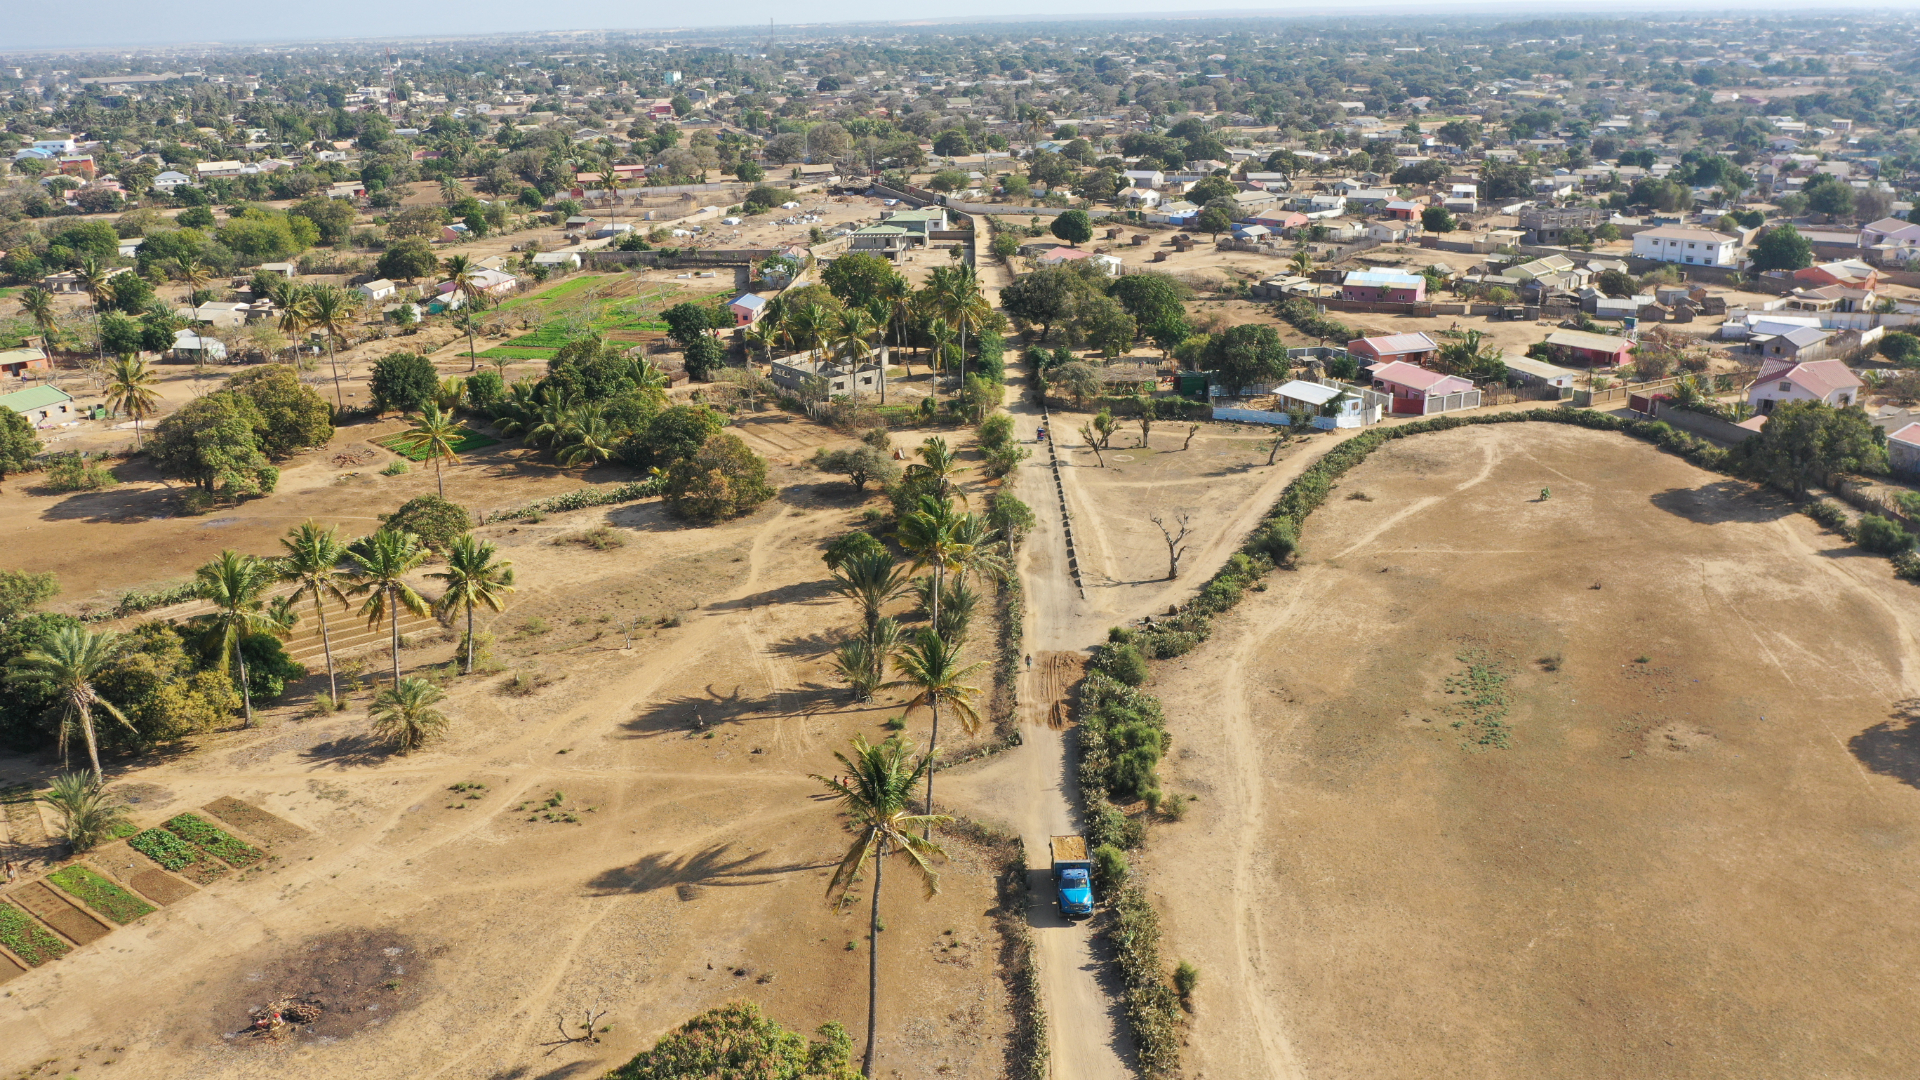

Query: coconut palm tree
[452,310,484,371]
[905,437,967,504]
[1289,249,1313,276]
[278,282,314,369]
[830,549,911,636]
[350,529,432,688]
[895,494,970,655]
[781,301,832,362]
[103,353,160,447]
[932,265,989,386]
[886,628,986,822]
[303,284,356,408]
[441,254,485,311]
[369,676,449,753]
[189,550,277,728]
[833,306,880,399]
[554,405,619,467]
[5,626,132,779]
[77,257,116,365]
[18,287,58,349]
[924,316,955,390]
[173,255,211,302]
[393,403,463,497]
[743,320,778,365]
[430,535,515,676]
[38,771,132,853]
[439,176,466,205]
[812,735,949,1078]
[278,521,351,703]
[874,270,913,377]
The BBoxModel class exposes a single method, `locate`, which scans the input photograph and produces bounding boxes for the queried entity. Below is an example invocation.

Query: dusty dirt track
[1143,422,1920,1079]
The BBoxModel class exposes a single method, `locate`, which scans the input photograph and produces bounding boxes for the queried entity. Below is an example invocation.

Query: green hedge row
[482,478,665,523]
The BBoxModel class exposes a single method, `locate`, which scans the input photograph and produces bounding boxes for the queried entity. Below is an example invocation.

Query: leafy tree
[1803,174,1856,218]
[606,1001,858,1080]
[814,445,900,493]
[376,237,440,283]
[620,404,725,469]
[1000,265,1100,340]
[1204,324,1290,390]
[1195,206,1232,239]
[1750,225,1814,273]
[1391,159,1449,186]
[683,332,726,381]
[811,736,948,1078]
[176,205,216,229]
[0,407,39,480]
[4,626,132,777]
[1437,119,1482,148]
[289,196,356,245]
[370,351,440,414]
[822,253,903,307]
[665,432,775,522]
[148,392,277,497]
[1595,269,1636,298]
[381,494,473,553]
[1186,176,1237,206]
[1879,332,1920,367]
[223,365,332,459]
[1108,272,1188,328]
[369,676,449,753]
[1049,360,1102,406]
[661,301,726,348]
[1734,400,1884,499]
[932,129,972,157]
[0,570,58,620]
[1050,209,1094,246]
[1420,206,1456,233]
[743,185,785,213]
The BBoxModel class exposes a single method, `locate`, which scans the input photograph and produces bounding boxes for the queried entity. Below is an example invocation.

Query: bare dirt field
[1139,421,1920,1080]
[0,415,1026,1080]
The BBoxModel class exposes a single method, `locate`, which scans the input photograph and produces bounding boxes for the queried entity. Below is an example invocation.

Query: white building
[1631,226,1740,267]
[1746,359,1861,413]
[151,169,194,192]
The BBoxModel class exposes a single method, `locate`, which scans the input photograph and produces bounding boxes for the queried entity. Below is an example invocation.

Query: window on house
[1780,382,1791,390]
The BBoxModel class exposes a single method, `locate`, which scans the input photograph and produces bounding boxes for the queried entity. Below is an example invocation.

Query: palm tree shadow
[1849,698,1920,788]
[620,684,847,738]
[298,731,395,768]
[586,842,828,896]
[770,630,840,660]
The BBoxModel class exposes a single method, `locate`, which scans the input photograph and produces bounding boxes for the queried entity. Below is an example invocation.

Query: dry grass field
[1141,422,1920,1080]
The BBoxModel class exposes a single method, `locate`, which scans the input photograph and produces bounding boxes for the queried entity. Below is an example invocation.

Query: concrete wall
[1651,400,1759,444]
[585,248,775,269]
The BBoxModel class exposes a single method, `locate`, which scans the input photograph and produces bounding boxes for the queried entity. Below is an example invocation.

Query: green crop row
[0,902,70,966]
[164,813,264,867]
[48,865,155,924]
[128,826,200,870]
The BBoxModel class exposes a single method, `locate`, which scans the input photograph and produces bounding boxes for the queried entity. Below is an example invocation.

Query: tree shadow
[36,483,183,524]
[708,578,837,612]
[619,684,848,738]
[777,482,858,510]
[585,842,827,896]
[769,630,841,660]
[297,731,395,768]
[1849,698,1920,789]
[1648,481,1792,526]
[483,1063,599,1080]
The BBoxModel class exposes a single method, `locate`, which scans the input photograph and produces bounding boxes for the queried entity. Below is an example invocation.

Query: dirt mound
[216,929,428,1045]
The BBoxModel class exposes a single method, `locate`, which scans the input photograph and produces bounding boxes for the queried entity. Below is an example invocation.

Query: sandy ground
[0,413,1028,1080]
[1138,422,1920,1080]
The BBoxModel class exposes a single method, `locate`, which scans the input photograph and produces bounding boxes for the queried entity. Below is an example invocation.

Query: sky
[3,0,1910,52]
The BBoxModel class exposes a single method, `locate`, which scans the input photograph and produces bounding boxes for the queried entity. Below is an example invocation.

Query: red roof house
[1348,332,1440,368]
[1369,361,1478,415]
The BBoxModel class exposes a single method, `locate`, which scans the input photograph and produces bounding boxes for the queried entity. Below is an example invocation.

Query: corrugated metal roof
[0,384,72,414]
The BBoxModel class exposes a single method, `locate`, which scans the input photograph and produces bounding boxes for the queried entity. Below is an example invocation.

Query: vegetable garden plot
[48,864,155,924]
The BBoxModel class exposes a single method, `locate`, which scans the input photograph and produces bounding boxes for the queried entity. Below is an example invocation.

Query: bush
[1092,843,1130,888]
[1857,513,1915,554]
[381,458,409,475]
[1245,517,1298,564]
[1804,499,1849,531]
[42,454,118,492]
[665,432,775,522]
[369,351,439,414]
[1094,641,1149,686]
[1881,332,1920,367]
[238,632,306,702]
[382,494,473,552]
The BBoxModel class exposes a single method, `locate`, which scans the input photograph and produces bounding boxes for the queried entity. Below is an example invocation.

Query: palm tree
[278,282,314,369]
[5,626,132,779]
[924,317,955,390]
[441,254,485,312]
[439,176,466,205]
[896,494,970,654]
[833,307,880,399]
[1289,249,1314,276]
[38,772,132,853]
[452,310,484,371]
[278,521,351,703]
[905,437,967,503]
[350,528,431,688]
[932,265,989,387]
[743,320,778,365]
[833,616,902,702]
[189,550,277,727]
[303,284,356,408]
[886,628,986,822]
[781,301,832,362]
[830,549,911,635]
[812,735,949,1077]
[430,534,516,675]
[173,255,211,303]
[393,403,463,497]
[77,257,116,365]
[18,287,58,351]
[554,406,619,467]
[369,676,449,753]
[103,353,160,447]
[874,270,913,378]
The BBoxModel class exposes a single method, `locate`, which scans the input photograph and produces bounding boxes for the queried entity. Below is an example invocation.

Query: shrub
[1246,517,1298,564]
[1857,513,1915,554]
[381,459,409,476]
[164,812,264,867]
[1092,843,1130,888]
[382,494,473,552]
[1173,959,1200,1003]
[1879,331,1920,367]
[42,454,118,492]
[238,632,307,701]
[1804,499,1849,531]
[1094,641,1149,686]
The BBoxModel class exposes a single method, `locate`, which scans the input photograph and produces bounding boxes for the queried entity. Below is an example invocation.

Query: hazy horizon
[4,0,1914,54]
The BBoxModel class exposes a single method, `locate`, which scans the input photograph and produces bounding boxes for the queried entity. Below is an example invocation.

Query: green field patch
[375,428,501,460]
[128,826,199,870]
[0,901,70,965]
[48,865,155,924]
[477,346,558,360]
[163,812,264,867]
